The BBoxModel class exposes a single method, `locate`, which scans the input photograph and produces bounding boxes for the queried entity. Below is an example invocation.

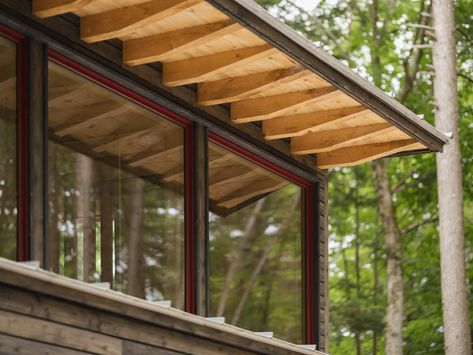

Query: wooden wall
[0,259,324,355]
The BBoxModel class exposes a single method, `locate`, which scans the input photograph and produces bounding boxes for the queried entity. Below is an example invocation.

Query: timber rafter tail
[32,0,448,169]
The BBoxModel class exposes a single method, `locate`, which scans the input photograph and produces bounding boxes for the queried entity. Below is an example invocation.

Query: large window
[208,140,304,343]
[0,33,318,342]
[46,61,186,307]
[0,34,18,260]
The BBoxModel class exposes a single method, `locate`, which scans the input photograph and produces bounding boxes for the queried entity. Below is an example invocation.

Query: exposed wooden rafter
[93,126,160,152]
[262,106,369,140]
[0,76,15,90]
[129,143,182,167]
[123,20,240,66]
[210,169,260,191]
[48,84,88,106]
[316,139,424,169]
[163,45,277,87]
[33,0,91,18]
[80,0,204,43]
[54,102,126,137]
[231,87,339,123]
[291,123,396,155]
[198,65,310,106]
[217,179,287,207]
[32,0,443,170]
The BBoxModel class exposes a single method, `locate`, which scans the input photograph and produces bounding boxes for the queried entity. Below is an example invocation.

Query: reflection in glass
[208,142,303,343]
[47,62,185,308]
[0,36,17,260]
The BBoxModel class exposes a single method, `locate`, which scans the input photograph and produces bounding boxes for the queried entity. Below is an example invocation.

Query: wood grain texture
[0,309,122,355]
[162,44,277,86]
[231,87,340,123]
[80,0,204,43]
[316,139,424,169]
[262,106,368,140]
[291,123,396,155]
[0,333,89,355]
[0,274,322,355]
[33,0,91,18]
[198,65,309,105]
[123,19,240,66]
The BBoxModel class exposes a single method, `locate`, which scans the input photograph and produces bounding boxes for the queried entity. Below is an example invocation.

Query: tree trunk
[230,194,300,325]
[217,198,266,316]
[354,191,362,355]
[230,237,277,325]
[47,148,59,272]
[75,155,95,282]
[372,225,380,355]
[126,177,145,298]
[432,1,472,353]
[372,159,403,355]
[100,169,114,284]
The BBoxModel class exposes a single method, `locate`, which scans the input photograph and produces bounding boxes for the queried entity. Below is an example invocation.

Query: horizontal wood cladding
[27,0,447,169]
[0,260,325,355]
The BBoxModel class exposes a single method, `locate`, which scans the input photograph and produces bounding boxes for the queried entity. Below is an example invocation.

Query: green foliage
[254,0,473,353]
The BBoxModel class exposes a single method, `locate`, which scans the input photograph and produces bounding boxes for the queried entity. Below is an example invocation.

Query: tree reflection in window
[208,142,303,343]
[0,35,17,260]
[46,62,185,308]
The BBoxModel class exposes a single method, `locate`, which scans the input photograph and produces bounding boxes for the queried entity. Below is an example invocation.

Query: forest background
[254,0,473,353]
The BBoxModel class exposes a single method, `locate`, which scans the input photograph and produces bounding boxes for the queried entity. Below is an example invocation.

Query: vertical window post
[27,38,47,266]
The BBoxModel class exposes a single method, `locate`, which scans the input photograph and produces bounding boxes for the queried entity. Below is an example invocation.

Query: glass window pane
[0,35,17,260]
[208,142,303,343]
[47,62,185,308]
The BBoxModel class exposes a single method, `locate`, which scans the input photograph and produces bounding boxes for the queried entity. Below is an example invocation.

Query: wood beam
[0,76,15,91]
[291,123,395,155]
[231,86,339,123]
[198,65,309,106]
[54,103,126,137]
[48,83,87,106]
[123,20,240,66]
[165,153,229,182]
[33,0,91,18]
[217,179,287,207]
[316,139,425,169]
[262,106,369,140]
[80,0,204,43]
[93,126,159,152]
[162,44,277,87]
[210,169,259,191]
[129,143,182,167]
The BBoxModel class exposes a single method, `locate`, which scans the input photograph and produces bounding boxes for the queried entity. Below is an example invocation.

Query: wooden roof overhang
[32,0,449,170]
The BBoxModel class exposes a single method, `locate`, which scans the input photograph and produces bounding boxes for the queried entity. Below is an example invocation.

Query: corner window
[46,60,186,308]
[0,34,18,260]
[208,140,304,343]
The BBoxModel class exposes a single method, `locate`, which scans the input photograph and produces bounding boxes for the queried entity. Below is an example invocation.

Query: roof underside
[32,0,448,170]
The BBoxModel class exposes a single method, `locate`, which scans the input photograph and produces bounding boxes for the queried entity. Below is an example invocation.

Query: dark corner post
[317,174,329,352]
[193,123,208,316]
[27,37,47,266]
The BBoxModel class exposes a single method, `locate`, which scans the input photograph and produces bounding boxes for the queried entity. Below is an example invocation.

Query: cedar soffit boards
[32,0,449,169]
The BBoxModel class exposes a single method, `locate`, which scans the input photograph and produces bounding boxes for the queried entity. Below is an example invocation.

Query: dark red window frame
[208,132,317,344]
[0,24,28,262]
[47,50,196,313]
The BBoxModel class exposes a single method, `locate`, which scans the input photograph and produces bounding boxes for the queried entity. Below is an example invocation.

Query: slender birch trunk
[432,1,472,353]
[75,155,95,282]
[126,177,145,298]
[372,159,403,355]
[217,198,266,316]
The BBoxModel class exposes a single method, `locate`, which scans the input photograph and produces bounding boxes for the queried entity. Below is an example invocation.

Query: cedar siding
[0,259,324,355]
